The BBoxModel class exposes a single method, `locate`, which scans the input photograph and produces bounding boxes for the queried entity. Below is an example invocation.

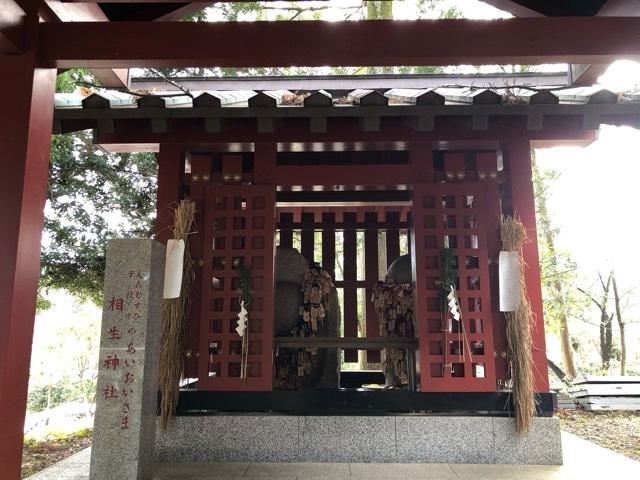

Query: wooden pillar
[155,143,183,244]
[505,139,551,393]
[0,50,56,478]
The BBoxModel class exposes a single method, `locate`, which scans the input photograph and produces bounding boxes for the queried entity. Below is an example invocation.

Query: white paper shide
[499,251,521,312]
[236,300,248,337]
[163,239,185,299]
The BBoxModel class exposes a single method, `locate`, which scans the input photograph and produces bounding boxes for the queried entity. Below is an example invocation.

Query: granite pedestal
[90,239,165,480]
[155,415,563,464]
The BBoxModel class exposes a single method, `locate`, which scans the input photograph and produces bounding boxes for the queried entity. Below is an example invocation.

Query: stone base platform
[155,415,562,465]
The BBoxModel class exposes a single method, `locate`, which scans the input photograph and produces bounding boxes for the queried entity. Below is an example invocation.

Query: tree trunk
[597,273,613,372]
[611,274,626,376]
[532,156,577,378]
[547,358,568,384]
[557,310,577,379]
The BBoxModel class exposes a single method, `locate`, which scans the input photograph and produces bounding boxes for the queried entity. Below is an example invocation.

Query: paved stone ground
[27,432,640,479]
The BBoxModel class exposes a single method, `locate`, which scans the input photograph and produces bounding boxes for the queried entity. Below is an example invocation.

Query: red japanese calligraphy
[107,326,121,340]
[103,354,120,370]
[103,385,119,399]
[108,297,124,311]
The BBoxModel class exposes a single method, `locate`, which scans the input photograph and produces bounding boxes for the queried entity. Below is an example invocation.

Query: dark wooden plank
[321,212,336,279]
[277,221,409,230]
[364,212,380,363]
[279,212,293,248]
[274,337,418,349]
[343,212,358,362]
[385,212,401,269]
[175,390,557,416]
[300,211,315,262]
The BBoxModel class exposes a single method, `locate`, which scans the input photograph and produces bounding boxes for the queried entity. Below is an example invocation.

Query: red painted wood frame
[0,53,56,480]
[198,184,276,390]
[277,206,411,364]
[412,183,498,392]
[506,140,550,392]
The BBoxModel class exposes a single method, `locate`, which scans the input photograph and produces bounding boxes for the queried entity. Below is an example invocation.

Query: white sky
[536,122,640,293]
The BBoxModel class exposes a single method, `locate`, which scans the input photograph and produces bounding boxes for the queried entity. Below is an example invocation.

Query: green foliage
[27,381,85,413]
[55,69,97,93]
[143,0,463,78]
[42,130,157,304]
[533,160,586,336]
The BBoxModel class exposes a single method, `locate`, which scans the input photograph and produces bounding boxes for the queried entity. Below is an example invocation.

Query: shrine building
[3,1,640,478]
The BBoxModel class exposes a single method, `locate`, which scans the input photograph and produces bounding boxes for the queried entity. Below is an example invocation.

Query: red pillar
[506,140,551,393]
[155,143,183,244]
[0,47,56,476]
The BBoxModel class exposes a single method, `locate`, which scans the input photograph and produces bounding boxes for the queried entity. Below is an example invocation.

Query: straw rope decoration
[159,199,197,430]
[500,216,536,434]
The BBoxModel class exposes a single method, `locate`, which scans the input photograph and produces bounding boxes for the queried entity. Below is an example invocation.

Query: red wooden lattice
[198,184,276,391]
[412,183,497,392]
[276,206,411,364]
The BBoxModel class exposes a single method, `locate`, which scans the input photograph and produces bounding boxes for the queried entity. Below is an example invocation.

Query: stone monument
[90,239,165,480]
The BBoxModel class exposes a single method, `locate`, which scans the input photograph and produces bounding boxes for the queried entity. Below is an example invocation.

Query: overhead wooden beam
[44,0,128,87]
[38,18,640,69]
[483,1,640,86]
[62,0,320,2]
[598,0,640,16]
[478,0,543,17]
[571,0,640,85]
[0,0,26,54]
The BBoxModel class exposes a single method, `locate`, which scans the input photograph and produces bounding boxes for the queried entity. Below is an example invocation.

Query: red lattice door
[198,185,276,391]
[412,183,497,392]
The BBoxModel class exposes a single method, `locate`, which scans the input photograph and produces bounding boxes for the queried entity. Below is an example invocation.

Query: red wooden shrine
[155,142,548,394]
[4,3,640,477]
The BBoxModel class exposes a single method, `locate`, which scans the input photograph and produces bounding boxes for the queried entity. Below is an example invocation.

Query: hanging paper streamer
[236,301,248,337]
[447,286,461,321]
[499,251,521,312]
[237,265,251,379]
[163,239,185,299]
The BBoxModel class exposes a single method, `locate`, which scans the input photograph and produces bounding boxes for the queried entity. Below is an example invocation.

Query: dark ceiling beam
[482,0,607,16]
[483,0,639,86]
[0,0,27,53]
[572,0,640,85]
[38,17,640,69]
[44,0,129,87]
[151,3,209,21]
[63,0,321,2]
[597,0,640,15]
[476,0,543,17]
[97,2,206,22]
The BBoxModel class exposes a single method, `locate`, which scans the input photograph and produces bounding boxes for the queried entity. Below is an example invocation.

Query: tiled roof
[55,86,629,110]
[53,85,640,135]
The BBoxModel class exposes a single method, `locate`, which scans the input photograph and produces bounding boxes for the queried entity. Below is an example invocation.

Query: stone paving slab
[27,432,640,480]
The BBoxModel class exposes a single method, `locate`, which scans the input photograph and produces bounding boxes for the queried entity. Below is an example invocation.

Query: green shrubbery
[27,379,96,413]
